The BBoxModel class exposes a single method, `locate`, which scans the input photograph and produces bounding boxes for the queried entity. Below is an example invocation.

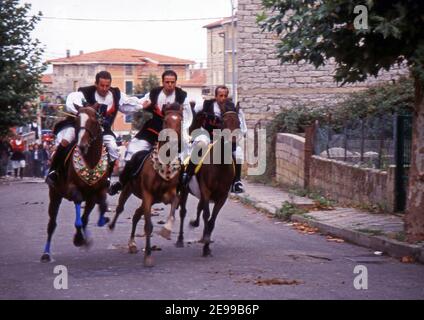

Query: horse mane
[163,102,182,114]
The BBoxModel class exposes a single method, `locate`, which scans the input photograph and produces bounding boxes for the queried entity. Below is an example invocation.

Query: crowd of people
[0,135,54,179]
[2,69,246,194]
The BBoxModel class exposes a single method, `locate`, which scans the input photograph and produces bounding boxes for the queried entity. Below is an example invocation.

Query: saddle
[131,149,152,178]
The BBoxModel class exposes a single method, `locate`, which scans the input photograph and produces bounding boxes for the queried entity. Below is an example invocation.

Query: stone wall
[275,132,396,211]
[309,156,395,211]
[237,0,409,128]
[275,133,305,187]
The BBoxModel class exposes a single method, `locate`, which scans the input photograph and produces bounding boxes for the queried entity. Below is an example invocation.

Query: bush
[250,77,414,182]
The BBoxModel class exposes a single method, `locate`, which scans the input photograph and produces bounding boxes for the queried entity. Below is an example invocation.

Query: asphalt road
[0,178,423,300]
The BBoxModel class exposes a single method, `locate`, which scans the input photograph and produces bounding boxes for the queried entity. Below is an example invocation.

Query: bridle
[78,107,102,148]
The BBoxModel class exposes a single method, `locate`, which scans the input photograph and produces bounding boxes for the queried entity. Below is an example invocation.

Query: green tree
[0,0,46,136]
[140,74,160,94]
[259,0,424,241]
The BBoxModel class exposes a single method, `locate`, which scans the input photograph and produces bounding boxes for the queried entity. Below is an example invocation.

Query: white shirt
[65,91,143,115]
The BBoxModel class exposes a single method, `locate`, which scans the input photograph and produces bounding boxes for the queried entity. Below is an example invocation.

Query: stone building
[204,17,238,98]
[236,0,409,128]
[48,48,195,135]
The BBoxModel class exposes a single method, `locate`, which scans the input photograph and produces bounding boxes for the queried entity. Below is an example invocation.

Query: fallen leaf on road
[291,223,318,235]
[326,236,345,243]
[401,256,415,263]
[254,278,302,286]
[157,220,166,225]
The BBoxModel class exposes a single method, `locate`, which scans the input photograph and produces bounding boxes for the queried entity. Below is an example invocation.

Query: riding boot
[231,163,244,193]
[106,160,116,187]
[108,159,132,195]
[19,168,24,179]
[45,144,68,187]
[180,160,196,191]
[14,168,18,178]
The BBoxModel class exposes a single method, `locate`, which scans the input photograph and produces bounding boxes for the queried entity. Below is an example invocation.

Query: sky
[24,0,236,69]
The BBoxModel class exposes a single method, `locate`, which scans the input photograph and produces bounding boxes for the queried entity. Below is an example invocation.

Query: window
[73,80,79,91]
[163,65,172,71]
[125,65,133,76]
[125,81,133,95]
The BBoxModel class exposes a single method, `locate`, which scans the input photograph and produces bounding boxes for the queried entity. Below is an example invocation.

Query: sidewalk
[231,180,424,264]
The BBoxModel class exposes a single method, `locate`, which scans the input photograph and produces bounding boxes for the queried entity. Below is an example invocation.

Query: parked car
[41,129,54,143]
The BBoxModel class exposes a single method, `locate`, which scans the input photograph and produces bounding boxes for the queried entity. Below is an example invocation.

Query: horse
[108,103,183,267]
[41,106,110,262]
[177,107,241,256]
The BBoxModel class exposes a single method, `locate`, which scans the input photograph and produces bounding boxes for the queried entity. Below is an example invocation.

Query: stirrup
[45,171,58,187]
[232,181,244,194]
[108,181,122,196]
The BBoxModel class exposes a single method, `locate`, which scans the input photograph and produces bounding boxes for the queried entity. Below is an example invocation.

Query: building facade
[204,17,238,99]
[48,48,195,135]
[236,0,409,128]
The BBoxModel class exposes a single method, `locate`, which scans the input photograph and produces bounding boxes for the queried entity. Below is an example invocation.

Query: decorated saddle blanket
[72,146,108,186]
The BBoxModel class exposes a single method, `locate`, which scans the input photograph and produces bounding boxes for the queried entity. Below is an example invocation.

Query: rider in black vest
[181,85,246,194]
[46,71,143,187]
[108,70,192,195]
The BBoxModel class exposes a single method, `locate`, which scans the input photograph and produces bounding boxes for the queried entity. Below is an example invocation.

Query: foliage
[251,76,414,181]
[276,201,307,220]
[258,0,424,84]
[0,0,46,136]
[136,74,160,94]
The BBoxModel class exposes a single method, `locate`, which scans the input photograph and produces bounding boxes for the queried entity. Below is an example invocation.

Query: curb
[231,192,424,264]
[291,214,424,264]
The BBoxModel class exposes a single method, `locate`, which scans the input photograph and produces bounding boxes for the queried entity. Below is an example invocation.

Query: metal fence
[314,114,412,171]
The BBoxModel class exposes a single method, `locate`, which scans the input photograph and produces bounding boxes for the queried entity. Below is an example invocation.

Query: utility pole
[230,0,237,102]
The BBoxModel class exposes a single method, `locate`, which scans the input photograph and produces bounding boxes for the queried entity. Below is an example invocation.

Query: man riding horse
[45,71,144,187]
[181,85,247,193]
[108,70,193,196]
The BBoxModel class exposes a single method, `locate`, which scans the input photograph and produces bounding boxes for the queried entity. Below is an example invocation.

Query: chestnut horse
[41,106,110,262]
[109,103,183,267]
[177,108,241,257]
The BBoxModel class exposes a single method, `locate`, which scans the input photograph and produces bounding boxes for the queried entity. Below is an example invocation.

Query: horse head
[161,103,183,147]
[222,105,241,144]
[76,106,102,157]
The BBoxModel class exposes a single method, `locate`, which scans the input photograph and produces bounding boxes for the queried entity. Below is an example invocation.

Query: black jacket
[135,87,187,144]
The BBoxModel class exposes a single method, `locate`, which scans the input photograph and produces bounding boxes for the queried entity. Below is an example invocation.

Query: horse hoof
[202,249,212,257]
[108,223,115,231]
[128,245,138,254]
[189,220,199,228]
[97,216,110,227]
[40,253,51,263]
[159,227,172,240]
[144,256,154,267]
[175,241,184,248]
[73,234,85,247]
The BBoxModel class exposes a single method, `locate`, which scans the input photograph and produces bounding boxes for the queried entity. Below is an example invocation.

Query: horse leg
[202,197,227,257]
[176,191,189,247]
[189,199,203,228]
[200,198,211,256]
[41,191,62,262]
[142,194,154,267]
[80,198,96,248]
[128,205,143,254]
[97,190,110,227]
[159,196,179,241]
[109,184,132,231]
[73,202,86,247]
